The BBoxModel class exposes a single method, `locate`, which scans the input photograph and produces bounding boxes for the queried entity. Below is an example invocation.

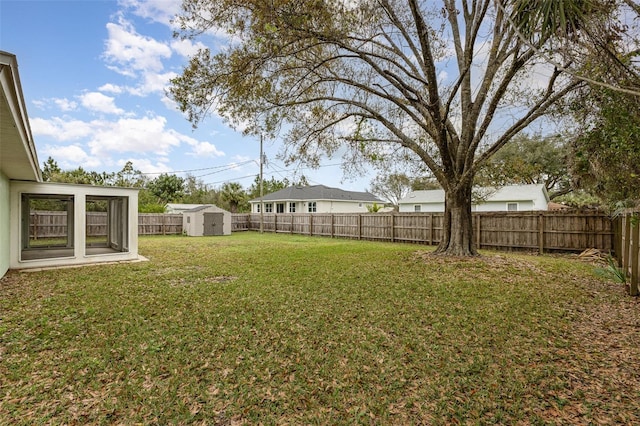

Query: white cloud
[188,141,225,158]
[126,70,178,96]
[32,114,222,165]
[86,115,181,157]
[31,117,94,141]
[40,144,101,169]
[104,18,172,75]
[54,98,78,112]
[30,98,77,112]
[80,92,125,115]
[118,0,181,27]
[102,17,179,97]
[171,38,207,58]
[98,83,124,94]
[32,100,47,110]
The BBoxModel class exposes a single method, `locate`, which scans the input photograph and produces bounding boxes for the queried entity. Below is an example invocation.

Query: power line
[201,161,345,187]
[139,159,256,176]
[192,160,256,178]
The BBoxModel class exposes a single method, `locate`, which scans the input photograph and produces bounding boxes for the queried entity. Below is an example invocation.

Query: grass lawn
[1,233,638,425]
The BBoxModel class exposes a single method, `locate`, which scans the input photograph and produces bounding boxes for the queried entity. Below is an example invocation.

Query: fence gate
[203,212,224,236]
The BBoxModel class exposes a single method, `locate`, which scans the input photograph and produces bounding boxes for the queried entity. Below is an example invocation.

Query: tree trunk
[434,181,478,256]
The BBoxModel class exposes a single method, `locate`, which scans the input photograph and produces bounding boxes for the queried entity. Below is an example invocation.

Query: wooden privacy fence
[232,211,614,253]
[30,211,617,256]
[138,214,183,235]
[614,209,640,296]
[29,212,183,237]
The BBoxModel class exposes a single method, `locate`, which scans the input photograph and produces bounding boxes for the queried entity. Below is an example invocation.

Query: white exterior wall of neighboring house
[474,200,536,212]
[9,181,139,271]
[399,185,549,213]
[253,199,374,214]
[250,185,383,214]
[316,200,371,213]
[0,171,10,277]
[402,202,445,213]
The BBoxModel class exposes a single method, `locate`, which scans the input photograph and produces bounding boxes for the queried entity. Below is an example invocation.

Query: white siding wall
[475,200,535,212]
[315,200,370,213]
[399,202,444,213]
[252,200,373,213]
[0,171,10,277]
[400,200,540,213]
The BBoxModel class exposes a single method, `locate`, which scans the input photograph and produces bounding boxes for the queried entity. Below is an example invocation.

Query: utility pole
[259,134,264,234]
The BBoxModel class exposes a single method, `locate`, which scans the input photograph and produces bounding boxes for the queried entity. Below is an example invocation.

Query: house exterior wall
[475,200,536,212]
[399,202,444,213]
[399,185,548,213]
[400,200,539,213]
[9,181,139,270]
[0,171,10,277]
[252,200,374,213]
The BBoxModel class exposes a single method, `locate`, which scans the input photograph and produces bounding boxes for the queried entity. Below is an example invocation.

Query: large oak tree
[169,0,587,255]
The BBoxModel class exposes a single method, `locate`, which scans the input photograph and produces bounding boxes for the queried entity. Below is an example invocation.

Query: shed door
[203,212,224,236]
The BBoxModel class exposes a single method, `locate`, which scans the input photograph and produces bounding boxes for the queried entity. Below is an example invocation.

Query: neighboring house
[182,204,231,236]
[249,184,384,214]
[398,184,549,213]
[1,51,140,278]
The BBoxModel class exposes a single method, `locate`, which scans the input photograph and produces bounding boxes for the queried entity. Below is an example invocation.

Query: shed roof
[249,184,383,203]
[184,204,229,213]
[165,203,208,212]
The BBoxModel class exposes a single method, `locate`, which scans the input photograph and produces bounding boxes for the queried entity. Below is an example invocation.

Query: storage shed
[182,204,231,236]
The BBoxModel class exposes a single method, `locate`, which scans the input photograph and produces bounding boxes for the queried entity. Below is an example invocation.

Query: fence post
[614,216,622,266]
[476,214,481,249]
[623,214,632,275]
[162,213,166,235]
[309,214,313,237]
[429,213,433,246]
[390,214,395,242]
[33,211,38,240]
[331,214,334,238]
[538,213,545,254]
[630,215,639,296]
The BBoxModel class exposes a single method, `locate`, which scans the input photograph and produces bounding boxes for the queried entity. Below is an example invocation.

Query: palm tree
[219,182,247,213]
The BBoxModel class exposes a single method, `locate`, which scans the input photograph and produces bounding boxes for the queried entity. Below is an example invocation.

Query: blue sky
[0,0,373,191]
